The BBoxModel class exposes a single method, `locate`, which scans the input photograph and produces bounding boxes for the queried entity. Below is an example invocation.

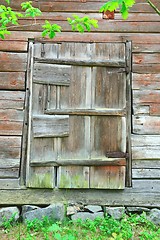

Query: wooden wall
[0,0,160,205]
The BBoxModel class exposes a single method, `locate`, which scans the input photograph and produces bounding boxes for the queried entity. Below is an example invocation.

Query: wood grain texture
[133,116,160,134]
[0,52,27,72]
[0,72,25,90]
[32,115,69,138]
[0,91,25,109]
[58,166,89,188]
[27,167,55,188]
[0,41,27,52]
[33,63,71,86]
[0,136,21,168]
[0,179,20,190]
[90,166,125,189]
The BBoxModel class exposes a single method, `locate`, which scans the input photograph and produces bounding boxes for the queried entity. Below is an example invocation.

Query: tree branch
[147,0,160,15]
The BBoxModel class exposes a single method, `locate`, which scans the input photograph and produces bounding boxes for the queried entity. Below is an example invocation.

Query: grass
[0,213,160,240]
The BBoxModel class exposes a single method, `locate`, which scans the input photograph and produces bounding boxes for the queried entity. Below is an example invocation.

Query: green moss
[29,173,53,188]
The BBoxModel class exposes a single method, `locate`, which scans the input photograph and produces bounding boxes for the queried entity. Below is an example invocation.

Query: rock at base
[0,207,20,226]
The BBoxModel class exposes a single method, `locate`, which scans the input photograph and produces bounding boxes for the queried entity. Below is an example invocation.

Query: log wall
[0,0,160,205]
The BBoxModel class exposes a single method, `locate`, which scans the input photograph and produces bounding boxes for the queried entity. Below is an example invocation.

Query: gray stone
[21,205,40,216]
[0,207,20,226]
[67,206,79,216]
[23,204,65,223]
[105,207,125,220]
[71,212,104,221]
[85,205,102,213]
[147,208,160,225]
[127,207,150,213]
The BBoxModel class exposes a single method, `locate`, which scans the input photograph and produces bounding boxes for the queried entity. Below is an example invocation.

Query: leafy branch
[67,15,98,33]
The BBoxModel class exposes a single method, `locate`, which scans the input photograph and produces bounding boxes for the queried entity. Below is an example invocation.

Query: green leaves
[67,15,98,33]
[21,1,42,17]
[100,0,135,19]
[42,20,61,39]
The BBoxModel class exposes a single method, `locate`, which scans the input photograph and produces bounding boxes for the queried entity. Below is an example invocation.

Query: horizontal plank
[0,91,25,109]
[4,32,160,44]
[33,63,71,86]
[0,136,21,168]
[133,53,160,64]
[133,90,160,104]
[30,158,126,166]
[22,12,160,22]
[0,41,27,52]
[133,160,160,169]
[46,109,126,116]
[133,64,160,73]
[132,146,160,160]
[10,20,160,33]
[32,115,69,138]
[35,58,126,67]
[132,105,150,115]
[133,116,160,134]
[0,168,19,178]
[132,134,160,146]
[1,180,160,205]
[0,72,25,90]
[0,109,24,121]
[0,179,20,190]
[132,73,160,90]
[133,168,160,179]
[0,121,23,135]
[6,1,159,13]
[0,52,27,72]
[133,44,160,53]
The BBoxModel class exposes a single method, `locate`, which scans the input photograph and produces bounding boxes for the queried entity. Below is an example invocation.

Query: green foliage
[21,1,42,17]
[100,0,135,19]
[42,20,61,39]
[67,15,98,33]
[0,213,160,239]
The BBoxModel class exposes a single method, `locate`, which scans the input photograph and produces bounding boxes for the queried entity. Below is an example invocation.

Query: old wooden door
[24,41,131,189]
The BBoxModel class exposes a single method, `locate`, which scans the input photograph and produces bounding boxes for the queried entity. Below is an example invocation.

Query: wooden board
[32,115,69,138]
[33,63,71,86]
[0,52,27,72]
[0,72,25,90]
[0,91,25,109]
[133,116,160,134]
[58,166,89,188]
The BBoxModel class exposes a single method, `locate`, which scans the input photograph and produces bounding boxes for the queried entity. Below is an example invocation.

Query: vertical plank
[90,166,125,189]
[58,166,89,188]
[27,167,55,188]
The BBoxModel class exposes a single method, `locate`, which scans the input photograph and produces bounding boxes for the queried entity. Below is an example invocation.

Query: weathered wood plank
[133,64,160,74]
[90,166,125,189]
[30,158,126,167]
[0,168,19,178]
[133,160,160,169]
[10,19,160,33]
[0,136,21,168]
[133,116,160,134]
[133,53,160,64]
[58,166,89,188]
[46,109,126,116]
[0,41,27,52]
[4,32,160,44]
[132,73,160,90]
[0,121,23,135]
[133,90,160,104]
[0,72,25,90]
[132,134,160,146]
[2,187,160,206]
[91,116,126,157]
[0,109,24,122]
[33,63,71,86]
[132,146,160,159]
[0,91,25,109]
[0,179,20,190]
[0,52,27,72]
[133,44,160,53]
[27,167,55,188]
[133,169,160,179]
[5,1,159,13]
[35,58,126,67]
[32,115,69,138]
